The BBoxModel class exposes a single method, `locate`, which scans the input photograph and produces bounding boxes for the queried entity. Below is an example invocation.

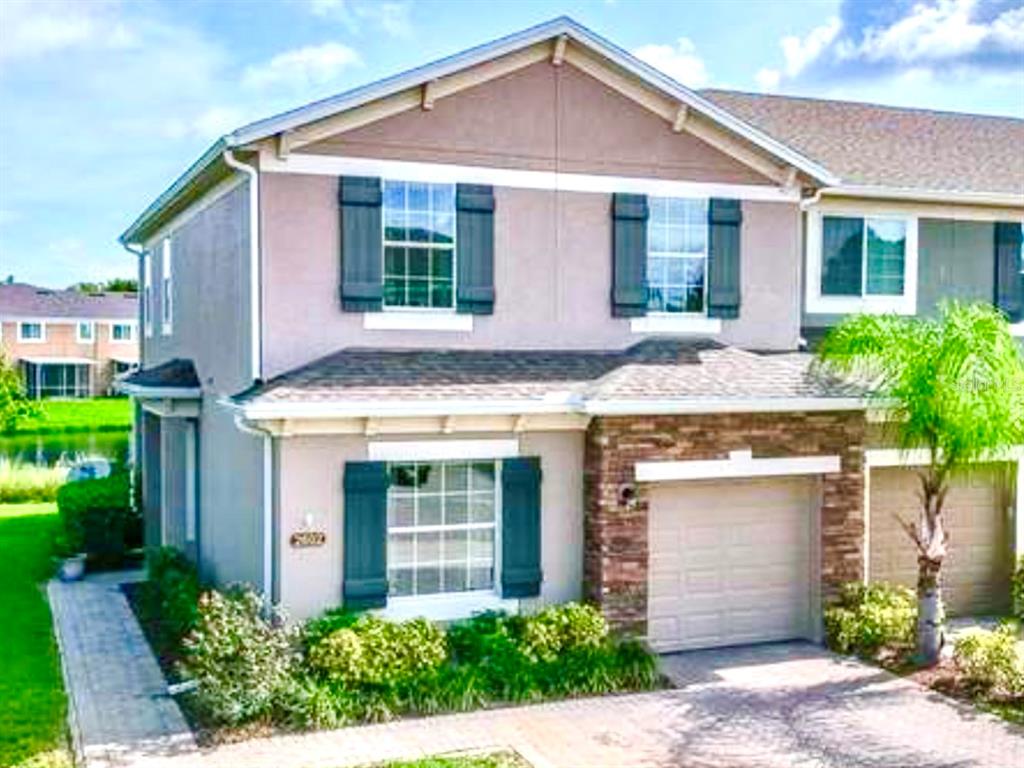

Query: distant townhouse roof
[700,90,1024,200]
[120,358,200,397]
[0,283,136,320]
[233,340,865,418]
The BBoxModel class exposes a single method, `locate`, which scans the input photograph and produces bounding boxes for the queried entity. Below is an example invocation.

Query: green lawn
[0,503,70,767]
[367,754,529,768]
[11,398,132,435]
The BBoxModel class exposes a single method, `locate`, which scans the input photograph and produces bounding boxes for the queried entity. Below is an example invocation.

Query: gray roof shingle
[122,359,200,390]
[700,89,1024,197]
[0,283,137,320]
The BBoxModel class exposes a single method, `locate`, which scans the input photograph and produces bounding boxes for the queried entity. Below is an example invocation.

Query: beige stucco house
[0,282,138,398]
[120,18,1024,652]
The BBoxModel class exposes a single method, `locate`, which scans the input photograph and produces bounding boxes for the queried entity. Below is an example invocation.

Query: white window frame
[161,238,173,335]
[110,323,135,343]
[18,321,45,343]
[144,253,153,337]
[76,321,95,344]
[805,208,918,316]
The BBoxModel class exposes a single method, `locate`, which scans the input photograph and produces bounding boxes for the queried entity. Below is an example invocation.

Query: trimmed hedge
[56,472,139,567]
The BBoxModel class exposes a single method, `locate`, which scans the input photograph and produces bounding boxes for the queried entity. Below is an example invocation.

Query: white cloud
[0,0,136,62]
[308,0,413,39]
[755,68,781,91]
[632,37,709,88]
[242,42,362,91]
[779,16,842,77]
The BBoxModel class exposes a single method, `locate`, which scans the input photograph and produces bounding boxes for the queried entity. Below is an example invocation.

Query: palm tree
[816,302,1024,664]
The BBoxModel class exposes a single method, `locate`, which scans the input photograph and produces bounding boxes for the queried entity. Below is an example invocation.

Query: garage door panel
[647,477,815,652]
[869,466,1011,616]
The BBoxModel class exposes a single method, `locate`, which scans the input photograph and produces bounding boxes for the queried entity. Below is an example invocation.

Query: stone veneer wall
[583,411,866,633]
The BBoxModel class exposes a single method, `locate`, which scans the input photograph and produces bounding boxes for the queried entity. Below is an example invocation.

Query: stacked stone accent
[583,411,866,633]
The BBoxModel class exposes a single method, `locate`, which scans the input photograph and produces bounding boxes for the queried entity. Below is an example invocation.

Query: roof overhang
[120,382,201,400]
[823,185,1024,210]
[120,16,839,246]
[21,356,98,365]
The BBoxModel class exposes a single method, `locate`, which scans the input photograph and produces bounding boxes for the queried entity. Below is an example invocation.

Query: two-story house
[0,282,138,398]
[120,18,1023,652]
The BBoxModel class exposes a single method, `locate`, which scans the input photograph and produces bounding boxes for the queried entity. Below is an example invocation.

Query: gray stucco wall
[275,430,585,621]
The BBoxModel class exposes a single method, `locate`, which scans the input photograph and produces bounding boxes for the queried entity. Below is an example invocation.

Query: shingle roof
[699,89,1024,197]
[122,359,200,390]
[234,340,863,414]
[0,283,137,320]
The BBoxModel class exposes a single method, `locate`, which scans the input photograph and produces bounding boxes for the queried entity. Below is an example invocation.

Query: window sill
[363,310,473,332]
[805,295,916,316]
[1011,322,1024,338]
[376,591,518,622]
[630,315,722,335]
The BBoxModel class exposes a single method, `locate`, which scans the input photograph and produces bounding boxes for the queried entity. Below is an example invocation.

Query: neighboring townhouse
[119,18,1024,653]
[0,282,139,398]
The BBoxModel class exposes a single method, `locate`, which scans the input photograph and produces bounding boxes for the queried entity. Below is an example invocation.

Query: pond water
[0,431,131,467]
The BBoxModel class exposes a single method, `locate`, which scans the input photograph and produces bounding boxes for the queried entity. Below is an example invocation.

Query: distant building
[0,282,138,398]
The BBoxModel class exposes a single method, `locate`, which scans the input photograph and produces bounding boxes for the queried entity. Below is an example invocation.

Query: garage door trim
[636,449,841,482]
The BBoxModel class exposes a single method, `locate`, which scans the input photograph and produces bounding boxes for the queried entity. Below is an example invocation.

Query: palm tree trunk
[915,479,947,665]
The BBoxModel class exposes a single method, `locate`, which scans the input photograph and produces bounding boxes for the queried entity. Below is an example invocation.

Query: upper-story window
[646,197,708,314]
[143,252,153,337]
[382,180,456,310]
[161,238,173,335]
[806,210,918,315]
[111,323,134,342]
[76,322,94,343]
[18,322,44,342]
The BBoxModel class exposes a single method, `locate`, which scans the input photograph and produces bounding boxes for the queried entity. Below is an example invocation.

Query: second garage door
[870,465,1012,616]
[647,477,816,652]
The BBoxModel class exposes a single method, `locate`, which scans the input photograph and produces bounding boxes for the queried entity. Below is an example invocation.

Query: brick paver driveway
[131,641,1022,768]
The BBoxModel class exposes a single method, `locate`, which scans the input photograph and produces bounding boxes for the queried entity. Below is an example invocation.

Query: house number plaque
[290,530,327,548]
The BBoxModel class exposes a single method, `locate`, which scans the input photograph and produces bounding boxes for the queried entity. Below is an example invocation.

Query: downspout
[120,242,146,517]
[797,188,827,350]
[222,150,262,383]
[234,414,275,603]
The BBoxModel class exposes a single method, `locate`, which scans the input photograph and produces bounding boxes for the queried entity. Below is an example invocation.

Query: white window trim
[805,209,919,316]
[369,439,519,462]
[161,238,173,335]
[630,315,722,335]
[364,310,473,332]
[76,321,95,344]
[377,590,519,622]
[144,253,153,337]
[110,323,135,343]
[635,449,841,482]
[18,321,45,343]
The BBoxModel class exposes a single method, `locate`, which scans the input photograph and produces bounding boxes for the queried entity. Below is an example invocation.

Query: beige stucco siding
[276,431,584,621]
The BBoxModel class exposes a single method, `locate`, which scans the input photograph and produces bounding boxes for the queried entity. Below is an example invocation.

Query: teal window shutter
[612,193,648,317]
[500,457,542,598]
[821,216,864,297]
[343,461,389,609]
[994,222,1023,322]
[339,176,383,312]
[707,198,743,319]
[455,184,495,314]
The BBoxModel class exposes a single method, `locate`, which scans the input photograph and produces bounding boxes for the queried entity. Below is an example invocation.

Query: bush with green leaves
[954,624,1024,696]
[824,582,917,658]
[180,587,299,726]
[1013,556,1024,621]
[56,472,139,566]
[145,547,201,646]
[517,602,610,663]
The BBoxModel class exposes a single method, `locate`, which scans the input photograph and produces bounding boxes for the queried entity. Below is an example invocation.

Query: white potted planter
[59,554,87,582]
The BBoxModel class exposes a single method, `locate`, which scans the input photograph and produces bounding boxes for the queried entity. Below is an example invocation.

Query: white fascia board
[120,383,201,400]
[586,397,867,415]
[824,185,1024,211]
[865,446,1024,468]
[0,316,137,325]
[636,450,841,482]
[239,396,586,421]
[369,438,519,462]
[260,154,801,203]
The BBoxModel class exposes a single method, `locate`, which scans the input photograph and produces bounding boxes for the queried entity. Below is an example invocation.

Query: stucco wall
[275,430,585,621]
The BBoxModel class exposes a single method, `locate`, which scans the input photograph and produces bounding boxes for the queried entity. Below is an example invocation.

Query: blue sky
[1,0,1022,288]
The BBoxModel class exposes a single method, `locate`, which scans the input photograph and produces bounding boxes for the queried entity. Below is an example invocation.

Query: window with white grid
[382,180,456,309]
[646,197,709,314]
[386,460,497,597]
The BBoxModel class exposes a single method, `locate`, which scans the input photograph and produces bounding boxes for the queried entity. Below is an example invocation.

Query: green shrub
[146,547,201,646]
[517,603,609,663]
[954,624,1024,696]
[307,615,446,687]
[180,587,298,726]
[56,472,138,566]
[824,582,916,658]
[301,607,360,650]
[1013,556,1024,621]
[0,458,64,503]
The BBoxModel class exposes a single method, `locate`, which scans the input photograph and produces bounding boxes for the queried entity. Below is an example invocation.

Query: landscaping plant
[0,459,65,504]
[823,582,917,660]
[816,302,1024,664]
[953,623,1024,698]
[1013,556,1024,622]
[55,471,139,567]
[0,353,39,434]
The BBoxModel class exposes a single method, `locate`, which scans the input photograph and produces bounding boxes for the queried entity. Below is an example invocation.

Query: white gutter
[822,185,1024,210]
[222,150,262,383]
[119,383,201,399]
[234,415,275,603]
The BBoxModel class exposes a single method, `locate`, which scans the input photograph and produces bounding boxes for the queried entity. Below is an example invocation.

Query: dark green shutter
[339,177,383,312]
[343,461,389,609]
[611,193,649,317]
[994,222,1023,322]
[500,457,542,598]
[455,184,495,314]
[707,198,742,319]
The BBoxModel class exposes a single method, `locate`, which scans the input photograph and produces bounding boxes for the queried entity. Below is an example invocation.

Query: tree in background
[816,302,1024,664]
[72,277,138,293]
[0,353,39,433]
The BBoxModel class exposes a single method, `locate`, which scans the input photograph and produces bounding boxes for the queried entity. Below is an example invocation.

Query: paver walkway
[48,571,195,767]
[52,574,1024,767]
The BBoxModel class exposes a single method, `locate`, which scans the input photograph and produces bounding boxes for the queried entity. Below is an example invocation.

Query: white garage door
[870,466,1011,616]
[647,477,816,652]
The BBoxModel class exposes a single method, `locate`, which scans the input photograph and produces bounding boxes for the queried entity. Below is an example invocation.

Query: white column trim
[368,438,520,462]
[635,449,841,482]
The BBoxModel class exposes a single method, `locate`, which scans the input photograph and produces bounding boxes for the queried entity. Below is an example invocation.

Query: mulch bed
[903,657,1024,725]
